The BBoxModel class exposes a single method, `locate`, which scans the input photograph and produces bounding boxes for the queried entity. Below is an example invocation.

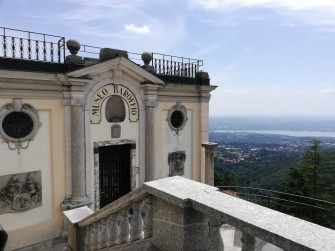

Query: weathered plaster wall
[0,99,66,250]
[156,102,208,182]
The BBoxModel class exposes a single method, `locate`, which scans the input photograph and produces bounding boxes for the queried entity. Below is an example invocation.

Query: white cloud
[188,0,335,12]
[316,88,335,94]
[124,24,150,34]
[188,0,335,27]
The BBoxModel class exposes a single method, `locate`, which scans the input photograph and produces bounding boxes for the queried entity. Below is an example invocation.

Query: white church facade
[0,28,216,250]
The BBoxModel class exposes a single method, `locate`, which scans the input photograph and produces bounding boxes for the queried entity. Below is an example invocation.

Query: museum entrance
[99,144,131,208]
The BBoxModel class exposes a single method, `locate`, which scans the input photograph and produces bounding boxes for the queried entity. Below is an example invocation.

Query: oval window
[2,112,34,139]
[170,110,184,129]
[105,96,126,123]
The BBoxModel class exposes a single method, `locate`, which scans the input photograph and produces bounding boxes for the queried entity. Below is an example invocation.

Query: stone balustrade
[64,176,335,251]
[64,187,153,251]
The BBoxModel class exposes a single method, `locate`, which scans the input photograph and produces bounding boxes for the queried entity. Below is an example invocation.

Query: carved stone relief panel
[168,151,186,177]
[0,171,42,214]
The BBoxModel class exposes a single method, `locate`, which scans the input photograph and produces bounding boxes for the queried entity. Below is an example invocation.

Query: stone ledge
[144,176,335,251]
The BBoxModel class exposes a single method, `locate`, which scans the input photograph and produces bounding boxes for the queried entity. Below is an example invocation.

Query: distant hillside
[211,131,335,191]
[210,116,335,132]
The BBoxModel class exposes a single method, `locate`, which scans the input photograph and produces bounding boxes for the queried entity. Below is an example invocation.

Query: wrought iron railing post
[27,32,31,59]
[11,37,15,58]
[35,40,39,60]
[50,42,54,62]
[2,34,7,57]
[63,37,65,64]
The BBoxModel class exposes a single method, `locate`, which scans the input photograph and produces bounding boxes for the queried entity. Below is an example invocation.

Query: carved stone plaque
[0,171,42,214]
[168,151,186,177]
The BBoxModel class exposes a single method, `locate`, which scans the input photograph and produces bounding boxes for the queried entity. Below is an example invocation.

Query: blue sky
[1,0,335,116]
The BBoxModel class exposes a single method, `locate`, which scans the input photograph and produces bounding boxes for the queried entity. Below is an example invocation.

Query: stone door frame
[93,139,136,210]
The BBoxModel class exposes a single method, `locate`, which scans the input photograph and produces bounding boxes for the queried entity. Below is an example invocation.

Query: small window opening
[105,96,126,123]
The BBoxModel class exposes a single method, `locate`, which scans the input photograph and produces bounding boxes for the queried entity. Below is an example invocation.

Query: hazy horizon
[209,116,335,132]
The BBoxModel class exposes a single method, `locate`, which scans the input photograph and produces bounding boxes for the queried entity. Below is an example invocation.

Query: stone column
[201,142,218,186]
[142,83,159,181]
[71,97,88,202]
[62,93,90,209]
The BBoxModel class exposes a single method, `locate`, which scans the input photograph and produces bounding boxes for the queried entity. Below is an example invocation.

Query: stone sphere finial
[66,39,81,55]
[141,52,152,65]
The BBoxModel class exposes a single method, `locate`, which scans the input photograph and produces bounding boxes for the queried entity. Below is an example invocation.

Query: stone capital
[144,100,157,107]
[201,142,218,154]
[63,92,86,107]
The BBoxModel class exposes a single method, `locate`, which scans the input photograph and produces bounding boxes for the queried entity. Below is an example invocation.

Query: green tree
[284,140,335,228]
[214,170,237,188]
[223,170,237,187]
[214,170,225,186]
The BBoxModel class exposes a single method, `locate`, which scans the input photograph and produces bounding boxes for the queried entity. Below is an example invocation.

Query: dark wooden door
[99,144,130,208]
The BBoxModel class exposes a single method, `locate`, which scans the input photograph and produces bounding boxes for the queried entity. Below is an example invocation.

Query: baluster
[162,59,165,74]
[191,64,194,78]
[2,35,7,57]
[57,41,61,63]
[158,59,161,74]
[154,58,157,73]
[27,39,32,59]
[50,42,54,62]
[166,60,169,75]
[98,218,109,249]
[118,207,130,244]
[11,37,15,57]
[92,222,100,251]
[143,198,153,238]
[84,225,93,251]
[208,216,224,250]
[241,231,256,251]
[43,40,47,61]
[19,38,24,58]
[185,63,188,77]
[130,201,144,242]
[174,62,176,76]
[108,213,119,247]
[35,40,39,60]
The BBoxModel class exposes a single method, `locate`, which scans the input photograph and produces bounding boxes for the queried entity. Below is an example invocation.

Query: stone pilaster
[201,142,218,186]
[62,92,90,209]
[142,82,159,181]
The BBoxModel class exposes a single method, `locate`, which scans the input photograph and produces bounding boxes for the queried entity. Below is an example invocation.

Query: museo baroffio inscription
[90,84,139,124]
[0,171,42,214]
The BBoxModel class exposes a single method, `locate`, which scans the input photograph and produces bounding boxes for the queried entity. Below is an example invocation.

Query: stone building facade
[0,29,216,250]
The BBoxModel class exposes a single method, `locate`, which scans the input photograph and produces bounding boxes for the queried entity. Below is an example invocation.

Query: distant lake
[212,130,335,138]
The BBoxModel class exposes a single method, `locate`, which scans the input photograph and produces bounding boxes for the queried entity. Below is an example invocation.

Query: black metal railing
[0,27,66,63]
[0,27,203,77]
[151,53,202,78]
[79,44,203,78]
[217,186,335,229]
